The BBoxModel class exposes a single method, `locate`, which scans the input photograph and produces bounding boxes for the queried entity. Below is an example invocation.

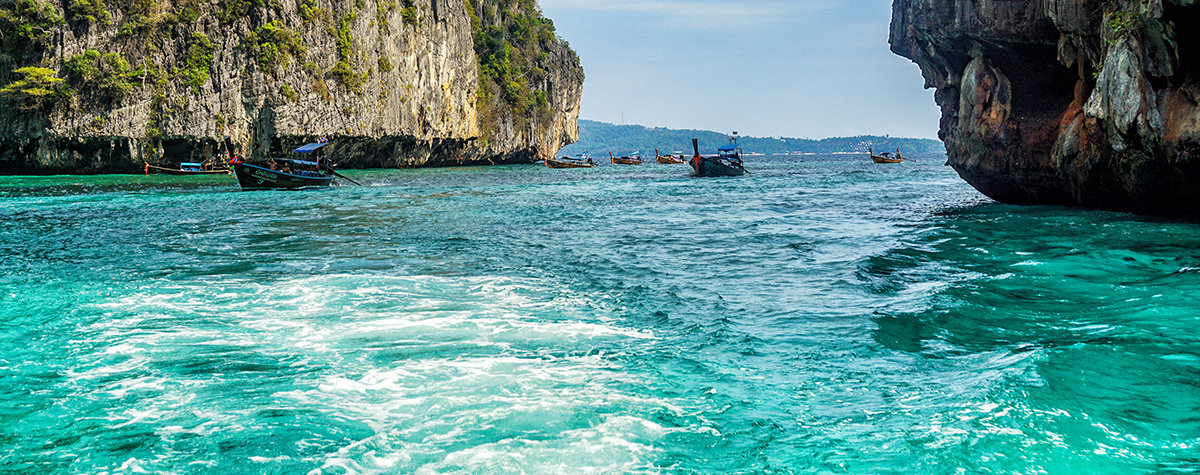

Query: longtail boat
[655,148,686,164]
[690,134,747,177]
[144,160,230,175]
[610,152,643,165]
[232,142,337,189]
[547,153,594,169]
[869,147,904,163]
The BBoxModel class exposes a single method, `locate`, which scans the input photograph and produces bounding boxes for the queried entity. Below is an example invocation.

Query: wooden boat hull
[145,163,231,175]
[691,156,745,177]
[657,156,685,164]
[868,148,904,163]
[611,157,642,165]
[546,158,594,168]
[232,163,334,189]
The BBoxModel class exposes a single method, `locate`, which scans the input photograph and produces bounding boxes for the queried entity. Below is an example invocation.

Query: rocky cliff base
[891,0,1200,217]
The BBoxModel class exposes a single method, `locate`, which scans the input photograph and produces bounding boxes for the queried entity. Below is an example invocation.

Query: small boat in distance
[691,134,747,177]
[611,152,643,165]
[144,159,230,175]
[655,149,686,164]
[869,147,905,163]
[231,142,336,189]
[547,152,595,168]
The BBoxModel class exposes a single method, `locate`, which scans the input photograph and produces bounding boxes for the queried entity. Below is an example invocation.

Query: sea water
[1,155,1198,473]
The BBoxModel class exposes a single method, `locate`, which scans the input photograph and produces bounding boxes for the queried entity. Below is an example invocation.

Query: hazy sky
[538,0,942,140]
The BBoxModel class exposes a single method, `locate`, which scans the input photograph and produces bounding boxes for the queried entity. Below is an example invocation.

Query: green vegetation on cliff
[467,0,551,110]
[329,12,368,92]
[0,0,62,47]
[0,66,64,109]
[67,0,109,26]
[218,0,265,24]
[248,20,305,72]
[1,0,213,112]
[1,0,310,109]
[0,0,573,112]
[64,50,137,98]
[180,33,214,93]
[0,0,65,109]
[0,0,63,78]
[400,0,417,26]
[464,0,576,139]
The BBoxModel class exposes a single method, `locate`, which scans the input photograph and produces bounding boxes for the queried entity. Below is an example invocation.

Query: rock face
[0,0,583,173]
[891,0,1200,217]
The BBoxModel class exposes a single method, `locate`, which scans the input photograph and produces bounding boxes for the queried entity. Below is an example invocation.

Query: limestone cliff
[0,0,583,173]
[891,0,1200,217]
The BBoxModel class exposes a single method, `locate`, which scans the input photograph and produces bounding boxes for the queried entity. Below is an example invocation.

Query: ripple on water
[3,156,1200,472]
[8,273,710,472]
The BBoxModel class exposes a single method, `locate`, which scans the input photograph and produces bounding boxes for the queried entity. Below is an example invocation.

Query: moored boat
[655,149,686,164]
[869,147,904,163]
[690,134,747,177]
[232,162,334,189]
[144,160,230,175]
[546,152,594,169]
[610,152,643,165]
[231,142,337,189]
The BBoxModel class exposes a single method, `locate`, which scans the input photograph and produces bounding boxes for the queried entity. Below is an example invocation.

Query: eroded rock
[892,0,1200,217]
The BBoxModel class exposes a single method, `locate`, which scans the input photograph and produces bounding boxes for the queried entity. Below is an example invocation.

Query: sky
[537,0,943,140]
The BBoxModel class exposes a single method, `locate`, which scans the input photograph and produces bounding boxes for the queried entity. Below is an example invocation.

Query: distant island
[557,120,945,156]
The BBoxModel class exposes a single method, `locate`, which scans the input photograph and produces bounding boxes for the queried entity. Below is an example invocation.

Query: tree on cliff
[0,67,65,110]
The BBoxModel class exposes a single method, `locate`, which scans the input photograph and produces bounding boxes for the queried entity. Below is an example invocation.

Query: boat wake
[62,274,703,473]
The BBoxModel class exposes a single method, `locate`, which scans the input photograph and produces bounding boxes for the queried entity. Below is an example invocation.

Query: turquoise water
[2,156,1199,473]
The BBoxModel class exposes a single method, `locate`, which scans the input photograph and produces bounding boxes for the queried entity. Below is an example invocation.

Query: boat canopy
[283,159,320,166]
[180,162,202,167]
[718,144,739,152]
[293,142,328,153]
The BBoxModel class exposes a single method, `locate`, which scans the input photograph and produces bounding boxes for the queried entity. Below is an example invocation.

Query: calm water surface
[2,155,1198,473]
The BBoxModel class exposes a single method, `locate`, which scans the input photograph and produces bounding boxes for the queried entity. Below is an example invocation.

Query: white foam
[106,376,167,397]
[71,273,678,472]
[248,455,293,463]
[115,457,149,473]
[412,416,667,474]
[280,351,685,472]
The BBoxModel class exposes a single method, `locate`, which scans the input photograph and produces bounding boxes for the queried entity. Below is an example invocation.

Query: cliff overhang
[891,0,1200,218]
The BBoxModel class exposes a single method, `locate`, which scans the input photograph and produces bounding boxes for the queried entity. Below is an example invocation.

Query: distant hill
[558,120,945,156]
